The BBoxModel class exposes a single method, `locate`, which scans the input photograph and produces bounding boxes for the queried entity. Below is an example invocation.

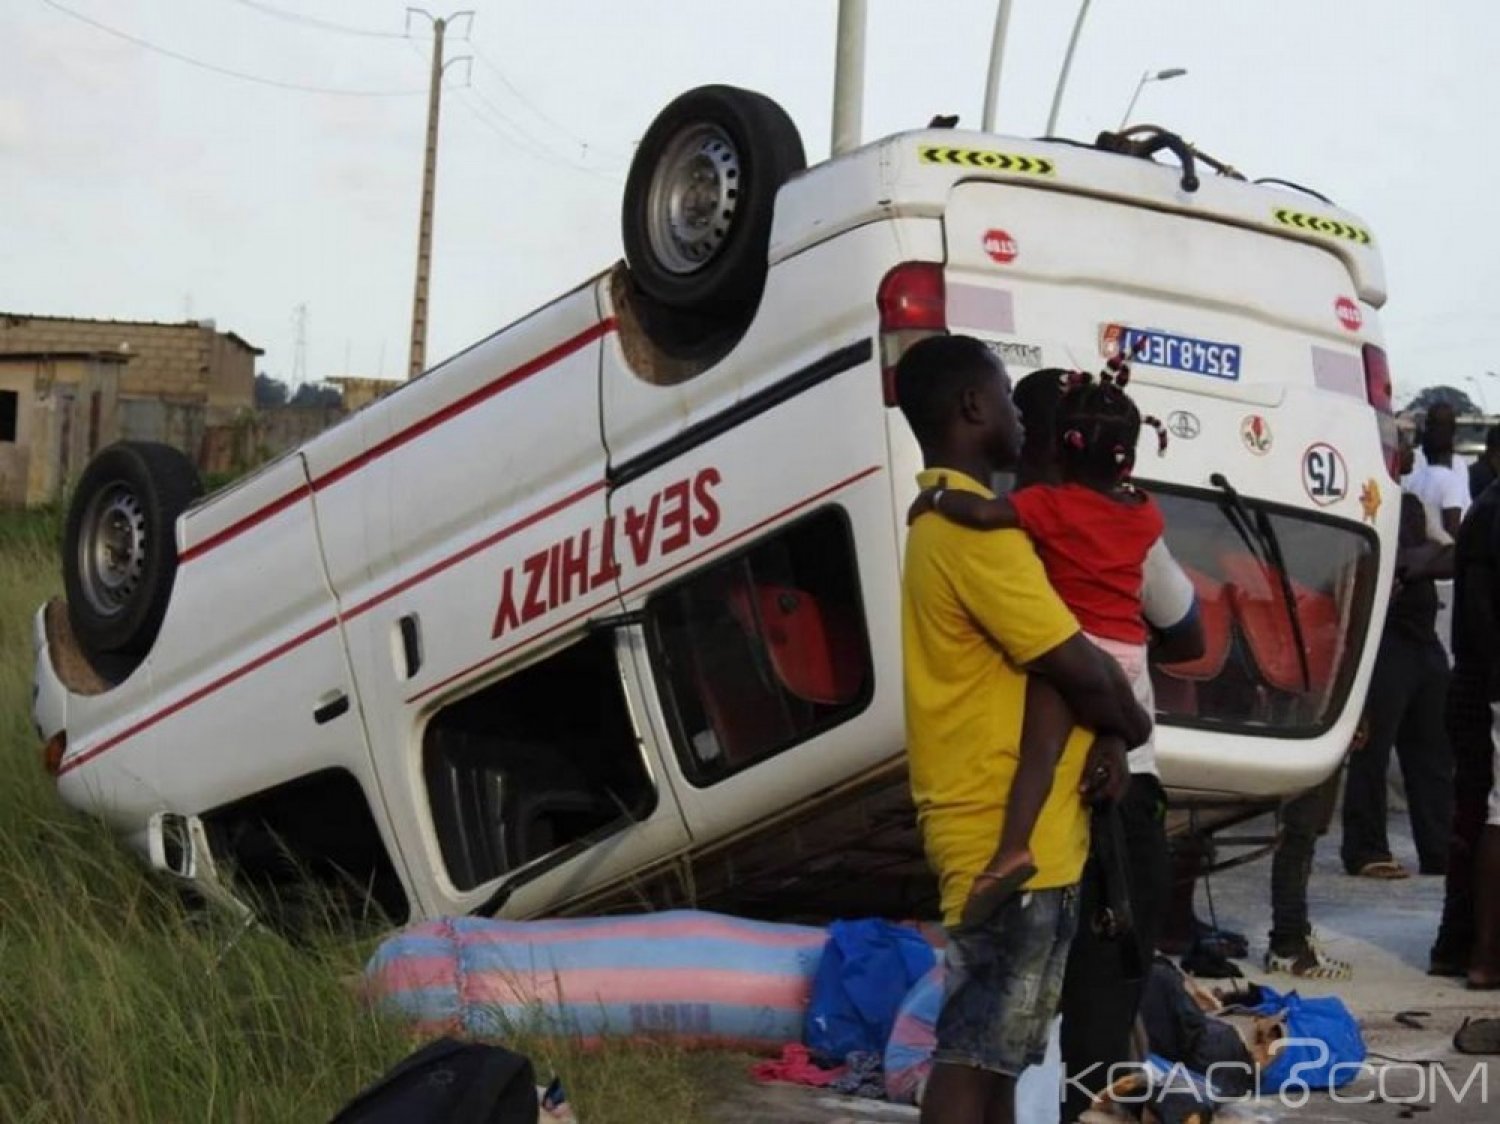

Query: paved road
[718,809,1500,1122]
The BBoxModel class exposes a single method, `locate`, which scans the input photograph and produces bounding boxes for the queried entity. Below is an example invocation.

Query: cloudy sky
[3,1,1498,407]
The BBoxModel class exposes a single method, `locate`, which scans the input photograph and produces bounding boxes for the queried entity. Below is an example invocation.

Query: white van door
[306,290,691,917]
[124,453,387,850]
[597,323,905,856]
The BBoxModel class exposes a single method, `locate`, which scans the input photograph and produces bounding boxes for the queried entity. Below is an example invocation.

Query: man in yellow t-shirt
[894,335,1151,1124]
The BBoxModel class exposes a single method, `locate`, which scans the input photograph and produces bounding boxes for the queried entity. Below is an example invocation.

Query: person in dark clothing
[1470,424,1500,500]
[1267,759,1353,979]
[1340,489,1455,877]
[1007,370,1206,1122]
[1431,477,1500,985]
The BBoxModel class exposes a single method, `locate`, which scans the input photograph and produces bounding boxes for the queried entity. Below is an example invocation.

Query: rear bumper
[32,603,67,745]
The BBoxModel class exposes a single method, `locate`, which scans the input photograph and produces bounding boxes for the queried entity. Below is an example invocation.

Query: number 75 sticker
[1302,443,1348,506]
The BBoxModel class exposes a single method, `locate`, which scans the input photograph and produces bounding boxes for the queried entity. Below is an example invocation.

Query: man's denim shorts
[932,884,1080,1077]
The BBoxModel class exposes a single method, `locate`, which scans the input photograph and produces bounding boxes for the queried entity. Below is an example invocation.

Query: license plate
[1102,324,1242,381]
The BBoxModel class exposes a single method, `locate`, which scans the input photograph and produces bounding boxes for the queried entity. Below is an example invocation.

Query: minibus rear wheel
[623,85,805,316]
[63,441,203,674]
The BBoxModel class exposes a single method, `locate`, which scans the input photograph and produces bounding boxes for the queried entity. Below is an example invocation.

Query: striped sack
[365,910,828,1051]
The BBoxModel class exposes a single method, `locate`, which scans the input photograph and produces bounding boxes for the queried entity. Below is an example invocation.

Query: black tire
[63,441,203,672]
[622,85,806,315]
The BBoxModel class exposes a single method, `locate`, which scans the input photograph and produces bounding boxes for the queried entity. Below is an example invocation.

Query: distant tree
[254,372,289,408]
[289,382,344,410]
[1406,384,1480,416]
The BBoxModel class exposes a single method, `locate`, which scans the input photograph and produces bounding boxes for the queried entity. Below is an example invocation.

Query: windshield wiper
[1209,473,1312,693]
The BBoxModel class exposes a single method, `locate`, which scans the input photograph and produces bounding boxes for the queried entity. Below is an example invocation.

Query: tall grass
[0,509,732,1122]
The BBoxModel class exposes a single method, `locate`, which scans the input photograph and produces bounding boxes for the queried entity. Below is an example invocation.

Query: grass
[0,507,741,1122]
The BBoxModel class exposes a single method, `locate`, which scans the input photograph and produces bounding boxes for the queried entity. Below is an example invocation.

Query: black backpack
[330,1037,539,1124]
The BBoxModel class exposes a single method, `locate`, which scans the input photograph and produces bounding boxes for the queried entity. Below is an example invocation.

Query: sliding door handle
[314,692,350,725]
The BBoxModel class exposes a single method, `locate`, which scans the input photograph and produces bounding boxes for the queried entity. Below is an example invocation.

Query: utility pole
[291,303,308,387]
[830,0,867,156]
[406,9,472,380]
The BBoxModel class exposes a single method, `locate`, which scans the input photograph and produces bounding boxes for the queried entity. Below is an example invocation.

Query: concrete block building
[0,351,125,506]
[0,310,260,421]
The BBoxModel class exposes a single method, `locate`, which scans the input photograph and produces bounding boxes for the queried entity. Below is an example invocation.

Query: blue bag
[804,919,936,1062]
[1253,985,1367,1092]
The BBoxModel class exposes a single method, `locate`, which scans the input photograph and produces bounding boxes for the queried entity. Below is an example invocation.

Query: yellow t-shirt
[901,468,1094,926]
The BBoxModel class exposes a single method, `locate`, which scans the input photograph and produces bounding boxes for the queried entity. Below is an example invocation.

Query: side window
[648,508,873,785]
[423,633,655,892]
[0,389,18,442]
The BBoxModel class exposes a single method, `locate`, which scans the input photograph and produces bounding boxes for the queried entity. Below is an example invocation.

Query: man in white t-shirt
[1407,404,1471,666]
[1407,403,1472,544]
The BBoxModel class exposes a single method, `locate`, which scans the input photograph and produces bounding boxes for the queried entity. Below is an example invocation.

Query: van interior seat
[727,583,864,705]
[1219,554,1340,696]
[1156,566,1234,682]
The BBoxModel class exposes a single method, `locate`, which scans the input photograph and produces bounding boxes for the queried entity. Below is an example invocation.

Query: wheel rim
[644,123,742,275]
[77,482,148,619]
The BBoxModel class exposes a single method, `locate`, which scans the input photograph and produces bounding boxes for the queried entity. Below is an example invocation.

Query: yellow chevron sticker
[918,145,1056,176]
[1272,207,1372,245]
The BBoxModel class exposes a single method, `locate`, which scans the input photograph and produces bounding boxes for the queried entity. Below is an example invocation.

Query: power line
[396,37,620,181]
[466,41,629,162]
[224,0,406,39]
[37,0,423,96]
[465,84,620,180]
[455,86,619,186]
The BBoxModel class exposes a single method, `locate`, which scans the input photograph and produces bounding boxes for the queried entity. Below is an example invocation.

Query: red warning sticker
[1335,296,1362,332]
[983,229,1018,264]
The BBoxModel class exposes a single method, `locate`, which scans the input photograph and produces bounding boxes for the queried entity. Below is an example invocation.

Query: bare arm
[908,483,1019,529]
[1027,632,1153,748]
[1442,507,1463,541]
[1152,606,1206,665]
[1397,541,1455,582]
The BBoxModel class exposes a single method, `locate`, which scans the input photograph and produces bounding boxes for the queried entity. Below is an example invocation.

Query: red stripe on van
[179,318,617,565]
[404,463,885,706]
[58,480,609,778]
[178,483,312,564]
[55,464,881,778]
[343,478,609,620]
[56,617,340,777]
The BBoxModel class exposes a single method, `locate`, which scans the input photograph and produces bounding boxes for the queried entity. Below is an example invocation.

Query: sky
[3,0,1499,409]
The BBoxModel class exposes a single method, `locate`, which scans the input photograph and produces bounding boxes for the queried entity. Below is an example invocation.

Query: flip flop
[1352,859,1411,880]
[1454,1017,1500,1055]
[958,862,1038,931]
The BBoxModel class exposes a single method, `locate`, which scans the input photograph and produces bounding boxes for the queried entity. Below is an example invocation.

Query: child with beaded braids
[910,357,1170,927]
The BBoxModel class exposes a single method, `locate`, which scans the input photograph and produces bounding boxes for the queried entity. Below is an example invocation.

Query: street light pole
[980,0,1016,132]
[1045,0,1093,137]
[1466,375,1489,413]
[831,0,868,156]
[1119,67,1188,130]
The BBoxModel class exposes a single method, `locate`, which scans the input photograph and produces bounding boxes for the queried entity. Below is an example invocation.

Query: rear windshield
[1143,483,1380,738]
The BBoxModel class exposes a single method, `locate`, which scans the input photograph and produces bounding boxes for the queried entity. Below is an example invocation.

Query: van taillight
[1362,343,1401,481]
[877,263,947,405]
[42,731,65,776]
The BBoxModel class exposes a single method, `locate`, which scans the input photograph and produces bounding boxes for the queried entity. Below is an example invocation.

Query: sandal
[1454,1017,1500,1055]
[1351,859,1410,880]
[959,861,1037,930]
[1265,935,1352,981]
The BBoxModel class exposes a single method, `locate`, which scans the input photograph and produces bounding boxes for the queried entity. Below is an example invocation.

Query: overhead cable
[38,0,422,96]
